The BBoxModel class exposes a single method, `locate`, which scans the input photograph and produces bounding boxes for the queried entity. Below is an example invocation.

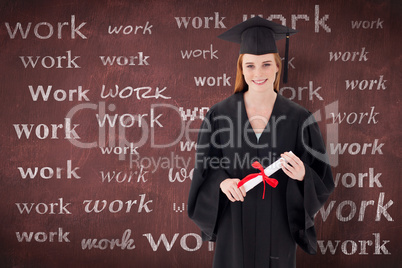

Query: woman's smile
[252,79,268,85]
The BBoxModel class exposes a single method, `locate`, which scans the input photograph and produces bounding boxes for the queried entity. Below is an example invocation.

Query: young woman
[188,16,334,268]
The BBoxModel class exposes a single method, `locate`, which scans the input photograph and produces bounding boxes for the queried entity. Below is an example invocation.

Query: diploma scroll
[241,152,292,192]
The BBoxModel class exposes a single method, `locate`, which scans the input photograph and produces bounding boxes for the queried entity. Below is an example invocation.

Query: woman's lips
[252,79,268,85]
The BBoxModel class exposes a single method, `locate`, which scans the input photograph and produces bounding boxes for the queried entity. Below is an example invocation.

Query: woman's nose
[255,67,263,77]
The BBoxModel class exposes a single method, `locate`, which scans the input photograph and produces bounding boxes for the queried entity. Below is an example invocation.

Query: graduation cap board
[218,16,298,83]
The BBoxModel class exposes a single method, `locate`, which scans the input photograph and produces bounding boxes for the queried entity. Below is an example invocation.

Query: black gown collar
[238,90,281,147]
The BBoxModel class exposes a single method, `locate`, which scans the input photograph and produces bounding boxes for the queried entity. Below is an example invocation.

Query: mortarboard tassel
[283,32,290,84]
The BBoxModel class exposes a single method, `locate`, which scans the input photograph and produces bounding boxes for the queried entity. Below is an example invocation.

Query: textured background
[1,0,401,267]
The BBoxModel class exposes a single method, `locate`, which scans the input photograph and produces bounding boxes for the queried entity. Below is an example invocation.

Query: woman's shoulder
[206,91,313,121]
[208,91,243,116]
[276,94,312,120]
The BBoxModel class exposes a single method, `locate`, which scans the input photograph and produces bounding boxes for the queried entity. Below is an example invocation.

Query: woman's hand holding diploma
[220,179,247,202]
[280,151,305,181]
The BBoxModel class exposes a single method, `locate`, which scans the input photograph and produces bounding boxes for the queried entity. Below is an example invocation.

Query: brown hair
[234,53,282,93]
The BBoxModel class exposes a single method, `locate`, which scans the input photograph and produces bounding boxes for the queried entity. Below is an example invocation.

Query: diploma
[239,152,292,193]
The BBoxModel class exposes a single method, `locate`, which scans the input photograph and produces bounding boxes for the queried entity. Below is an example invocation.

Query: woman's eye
[264,64,271,67]
[246,65,254,68]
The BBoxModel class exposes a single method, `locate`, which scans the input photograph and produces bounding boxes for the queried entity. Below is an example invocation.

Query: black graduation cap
[218,16,298,83]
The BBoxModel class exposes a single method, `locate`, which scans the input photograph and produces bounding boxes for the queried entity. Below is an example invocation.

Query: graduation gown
[188,90,334,268]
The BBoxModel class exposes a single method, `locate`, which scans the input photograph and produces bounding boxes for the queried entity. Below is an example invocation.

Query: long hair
[234,53,282,93]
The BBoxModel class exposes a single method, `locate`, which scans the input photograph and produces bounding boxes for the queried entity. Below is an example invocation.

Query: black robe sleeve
[188,108,229,241]
[286,111,335,254]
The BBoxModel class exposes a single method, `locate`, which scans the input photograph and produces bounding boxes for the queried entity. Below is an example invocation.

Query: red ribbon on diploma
[237,161,279,199]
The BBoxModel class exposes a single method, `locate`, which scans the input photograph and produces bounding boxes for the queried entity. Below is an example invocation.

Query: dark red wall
[1,0,401,267]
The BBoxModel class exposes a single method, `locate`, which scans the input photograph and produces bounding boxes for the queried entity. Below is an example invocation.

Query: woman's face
[242,53,279,92]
